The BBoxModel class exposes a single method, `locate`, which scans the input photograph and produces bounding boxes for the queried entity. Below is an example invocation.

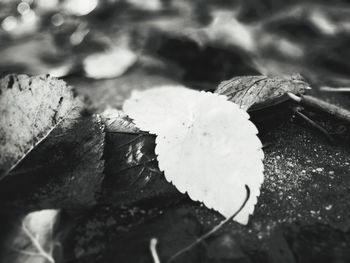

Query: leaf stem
[150,238,161,263]
[320,86,350,92]
[293,107,333,141]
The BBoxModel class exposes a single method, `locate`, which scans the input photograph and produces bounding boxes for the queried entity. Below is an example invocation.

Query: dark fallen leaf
[1,209,61,263]
[215,74,309,111]
[0,112,105,211]
[0,74,84,179]
[100,109,178,205]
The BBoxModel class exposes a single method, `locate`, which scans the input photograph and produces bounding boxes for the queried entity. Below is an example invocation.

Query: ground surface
[63,101,350,263]
[0,71,349,263]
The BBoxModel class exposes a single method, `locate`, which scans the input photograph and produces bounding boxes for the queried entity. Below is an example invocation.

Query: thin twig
[287,92,302,103]
[287,93,350,124]
[320,86,350,92]
[166,185,251,263]
[293,107,334,141]
[150,238,161,263]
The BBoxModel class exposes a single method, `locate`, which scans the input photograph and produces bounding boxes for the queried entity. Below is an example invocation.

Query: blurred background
[1,0,350,110]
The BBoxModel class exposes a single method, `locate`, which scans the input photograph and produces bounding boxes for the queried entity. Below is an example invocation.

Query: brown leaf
[215,74,310,111]
[0,74,84,179]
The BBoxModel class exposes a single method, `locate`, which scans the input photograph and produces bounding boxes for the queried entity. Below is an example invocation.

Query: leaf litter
[1,1,350,261]
[0,70,349,263]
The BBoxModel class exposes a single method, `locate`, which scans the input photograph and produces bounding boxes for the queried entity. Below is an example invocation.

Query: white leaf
[83,47,137,79]
[123,86,264,224]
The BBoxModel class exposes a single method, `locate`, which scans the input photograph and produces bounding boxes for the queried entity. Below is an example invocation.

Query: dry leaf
[0,113,105,211]
[215,74,310,111]
[123,86,264,224]
[2,209,60,263]
[0,74,84,179]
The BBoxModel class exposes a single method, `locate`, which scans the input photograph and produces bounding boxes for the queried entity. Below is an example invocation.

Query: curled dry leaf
[101,108,177,205]
[2,209,60,263]
[215,74,310,111]
[123,86,264,224]
[0,74,84,179]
